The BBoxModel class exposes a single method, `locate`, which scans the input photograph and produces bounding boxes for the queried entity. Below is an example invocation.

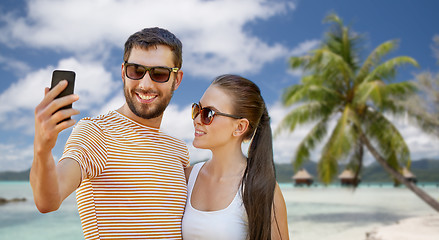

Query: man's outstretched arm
[30,80,81,213]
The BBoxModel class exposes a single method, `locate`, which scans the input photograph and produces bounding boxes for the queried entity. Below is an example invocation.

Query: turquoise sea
[1,181,438,240]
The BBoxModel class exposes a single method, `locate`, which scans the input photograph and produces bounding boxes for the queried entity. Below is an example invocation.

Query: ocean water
[0,181,81,239]
[1,181,438,240]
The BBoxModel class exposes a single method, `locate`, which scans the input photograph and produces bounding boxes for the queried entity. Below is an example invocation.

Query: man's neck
[116,104,162,128]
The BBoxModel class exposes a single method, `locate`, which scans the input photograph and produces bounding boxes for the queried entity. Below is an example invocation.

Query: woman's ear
[233,119,250,137]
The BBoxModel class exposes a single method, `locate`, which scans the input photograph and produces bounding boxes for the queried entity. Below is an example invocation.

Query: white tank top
[182,162,249,240]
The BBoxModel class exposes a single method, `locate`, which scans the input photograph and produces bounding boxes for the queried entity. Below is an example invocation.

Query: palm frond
[319,106,357,183]
[281,84,305,106]
[323,12,343,25]
[276,101,334,133]
[394,98,439,137]
[364,56,419,83]
[289,56,309,70]
[318,154,339,185]
[394,72,439,136]
[356,40,398,83]
[353,80,416,111]
[324,12,362,72]
[363,109,411,166]
[407,112,439,137]
[382,81,417,98]
[387,151,401,171]
[364,81,417,115]
[312,48,355,82]
[353,80,385,106]
[282,81,341,107]
[293,119,329,171]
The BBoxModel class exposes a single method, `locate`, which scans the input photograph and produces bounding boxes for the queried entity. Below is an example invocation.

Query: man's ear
[121,63,126,82]
[233,119,250,137]
[173,70,183,90]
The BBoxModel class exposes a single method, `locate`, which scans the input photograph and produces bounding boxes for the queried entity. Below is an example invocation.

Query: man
[30,27,189,239]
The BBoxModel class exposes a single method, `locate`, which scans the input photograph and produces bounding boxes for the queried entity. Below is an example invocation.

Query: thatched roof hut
[402,167,417,183]
[338,169,361,186]
[292,169,314,186]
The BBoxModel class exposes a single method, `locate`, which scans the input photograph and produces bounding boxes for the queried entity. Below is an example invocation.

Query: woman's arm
[271,183,289,240]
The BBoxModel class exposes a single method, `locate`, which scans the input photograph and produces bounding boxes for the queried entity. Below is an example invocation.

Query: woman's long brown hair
[212,74,277,240]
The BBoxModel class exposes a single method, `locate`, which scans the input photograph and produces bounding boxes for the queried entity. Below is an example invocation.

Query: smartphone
[50,70,76,121]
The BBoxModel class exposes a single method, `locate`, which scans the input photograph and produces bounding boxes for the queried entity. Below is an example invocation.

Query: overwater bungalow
[292,169,314,186]
[338,169,361,186]
[402,167,417,184]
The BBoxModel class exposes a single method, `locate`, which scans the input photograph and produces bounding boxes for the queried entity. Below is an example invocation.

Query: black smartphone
[50,70,76,121]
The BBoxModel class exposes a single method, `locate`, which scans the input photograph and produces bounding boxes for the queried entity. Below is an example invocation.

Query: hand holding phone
[50,70,76,122]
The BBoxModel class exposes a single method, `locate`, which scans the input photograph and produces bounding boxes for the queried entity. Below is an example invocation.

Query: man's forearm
[30,151,62,213]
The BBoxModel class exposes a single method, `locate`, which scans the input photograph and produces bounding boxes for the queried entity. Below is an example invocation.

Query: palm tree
[278,13,439,212]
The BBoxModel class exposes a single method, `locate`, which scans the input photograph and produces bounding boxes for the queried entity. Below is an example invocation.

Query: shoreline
[366,214,439,240]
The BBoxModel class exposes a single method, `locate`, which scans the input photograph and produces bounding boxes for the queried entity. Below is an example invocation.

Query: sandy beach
[365,214,439,240]
[281,185,439,240]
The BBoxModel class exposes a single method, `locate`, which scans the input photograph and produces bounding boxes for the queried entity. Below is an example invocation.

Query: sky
[0,0,438,172]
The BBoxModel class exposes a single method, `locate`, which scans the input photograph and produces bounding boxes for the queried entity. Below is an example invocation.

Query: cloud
[0,143,33,171]
[91,92,125,117]
[161,104,193,141]
[269,102,311,164]
[390,116,439,161]
[0,0,301,171]
[0,54,32,76]
[290,39,321,56]
[0,0,296,78]
[0,57,118,134]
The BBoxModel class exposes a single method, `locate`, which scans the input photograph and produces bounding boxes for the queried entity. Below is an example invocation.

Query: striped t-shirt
[60,110,190,239]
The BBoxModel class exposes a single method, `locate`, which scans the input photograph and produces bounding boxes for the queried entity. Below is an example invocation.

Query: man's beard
[124,80,175,120]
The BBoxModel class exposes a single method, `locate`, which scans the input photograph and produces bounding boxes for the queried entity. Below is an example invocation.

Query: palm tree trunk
[353,141,364,188]
[360,133,439,213]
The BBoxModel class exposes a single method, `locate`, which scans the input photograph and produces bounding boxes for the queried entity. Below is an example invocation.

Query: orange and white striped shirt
[60,110,189,239]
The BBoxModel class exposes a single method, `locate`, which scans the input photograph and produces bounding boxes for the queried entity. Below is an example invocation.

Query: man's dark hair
[123,27,183,68]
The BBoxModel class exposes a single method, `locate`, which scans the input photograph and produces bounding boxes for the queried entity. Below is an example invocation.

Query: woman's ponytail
[243,106,276,240]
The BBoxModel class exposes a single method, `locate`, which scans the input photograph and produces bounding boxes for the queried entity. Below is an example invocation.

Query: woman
[182,74,289,239]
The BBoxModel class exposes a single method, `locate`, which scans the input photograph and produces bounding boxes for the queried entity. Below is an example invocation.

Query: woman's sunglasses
[191,102,242,125]
[124,62,179,83]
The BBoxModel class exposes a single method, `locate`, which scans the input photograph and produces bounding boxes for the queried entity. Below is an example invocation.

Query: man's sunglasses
[124,62,179,83]
[191,102,242,125]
